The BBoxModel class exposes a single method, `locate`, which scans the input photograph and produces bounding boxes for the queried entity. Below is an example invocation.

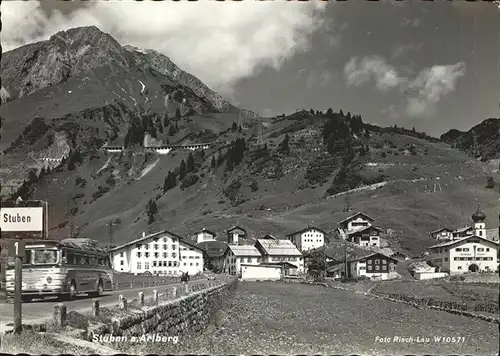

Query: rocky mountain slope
[0,27,498,258]
[441,118,500,161]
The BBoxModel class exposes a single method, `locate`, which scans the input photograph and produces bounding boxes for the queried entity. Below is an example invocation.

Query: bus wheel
[95,280,104,297]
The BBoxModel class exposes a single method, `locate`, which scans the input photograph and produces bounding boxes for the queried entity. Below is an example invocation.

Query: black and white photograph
[0,0,499,355]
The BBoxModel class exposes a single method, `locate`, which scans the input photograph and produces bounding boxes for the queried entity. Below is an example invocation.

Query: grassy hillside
[14,111,498,257]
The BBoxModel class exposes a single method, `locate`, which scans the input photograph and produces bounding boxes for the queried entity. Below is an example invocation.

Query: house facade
[346,226,382,248]
[223,245,261,276]
[196,228,216,244]
[109,230,204,276]
[428,235,498,274]
[338,212,375,232]
[347,253,398,280]
[286,227,326,252]
[452,226,473,239]
[254,239,305,273]
[227,226,247,245]
[430,228,454,240]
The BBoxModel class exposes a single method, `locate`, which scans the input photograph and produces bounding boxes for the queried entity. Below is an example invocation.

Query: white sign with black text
[0,207,44,231]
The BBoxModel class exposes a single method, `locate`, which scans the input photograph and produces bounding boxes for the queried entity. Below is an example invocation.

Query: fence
[110,274,206,292]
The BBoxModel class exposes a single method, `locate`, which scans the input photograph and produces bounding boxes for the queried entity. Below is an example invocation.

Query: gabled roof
[260,262,299,269]
[348,252,398,264]
[227,226,247,234]
[453,226,472,234]
[197,228,216,237]
[428,235,500,249]
[262,234,278,240]
[110,229,203,253]
[255,239,302,256]
[430,227,453,234]
[338,212,375,225]
[346,225,383,235]
[286,226,327,237]
[225,245,261,257]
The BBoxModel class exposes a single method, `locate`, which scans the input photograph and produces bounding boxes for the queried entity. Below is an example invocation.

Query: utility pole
[344,237,348,278]
[108,221,114,249]
[472,130,479,158]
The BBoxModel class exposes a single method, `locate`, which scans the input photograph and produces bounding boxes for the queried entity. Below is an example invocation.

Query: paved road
[0,279,209,334]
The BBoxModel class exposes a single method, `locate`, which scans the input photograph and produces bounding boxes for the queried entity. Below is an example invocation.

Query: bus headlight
[46,277,52,284]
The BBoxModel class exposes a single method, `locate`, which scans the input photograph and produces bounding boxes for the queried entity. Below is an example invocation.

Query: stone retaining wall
[86,279,237,341]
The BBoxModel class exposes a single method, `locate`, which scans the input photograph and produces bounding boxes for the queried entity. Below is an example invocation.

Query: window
[120,260,124,266]
[137,262,141,269]
[374,260,380,264]
[154,252,159,258]
[457,266,462,270]
[486,248,490,252]
[145,262,150,270]
[137,252,141,257]
[145,245,149,250]
[445,258,448,261]
[164,238,167,243]
[120,252,124,257]
[477,248,484,252]
[163,253,167,258]
[154,238,158,242]
[196,263,199,266]
[367,260,372,264]
[163,245,167,250]
[172,244,176,250]
[145,252,150,258]
[154,244,159,250]
[247,258,252,263]
[375,265,380,271]
[190,263,193,266]
[168,261,172,267]
[172,253,177,258]
[136,244,141,249]
[153,261,157,267]
[382,260,387,264]
[456,248,462,252]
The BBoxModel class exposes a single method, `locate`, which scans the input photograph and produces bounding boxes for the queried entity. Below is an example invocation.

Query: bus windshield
[32,249,59,265]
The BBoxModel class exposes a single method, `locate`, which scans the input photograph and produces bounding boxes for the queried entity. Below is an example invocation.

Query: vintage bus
[5,240,113,301]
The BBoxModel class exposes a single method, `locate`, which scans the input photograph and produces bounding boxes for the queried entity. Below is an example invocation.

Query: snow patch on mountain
[1,86,11,103]
[138,80,146,94]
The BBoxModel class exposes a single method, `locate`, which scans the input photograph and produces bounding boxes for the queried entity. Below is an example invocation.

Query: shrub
[180,174,199,190]
[381,152,387,158]
[485,176,495,189]
[75,177,87,188]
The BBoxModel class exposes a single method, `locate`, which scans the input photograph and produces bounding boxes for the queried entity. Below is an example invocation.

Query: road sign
[0,200,48,239]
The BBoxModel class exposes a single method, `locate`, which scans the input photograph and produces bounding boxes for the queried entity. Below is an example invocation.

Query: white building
[196,228,216,244]
[286,226,326,252]
[223,245,261,276]
[338,212,375,233]
[346,226,382,248]
[109,230,204,276]
[428,235,498,274]
[429,227,454,240]
[227,226,247,245]
[254,239,305,273]
[241,264,282,281]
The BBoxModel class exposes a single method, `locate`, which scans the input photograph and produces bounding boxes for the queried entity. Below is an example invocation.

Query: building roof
[338,212,375,225]
[227,226,247,234]
[255,239,302,256]
[109,229,203,253]
[261,234,278,240]
[226,245,261,257]
[285,226,327,237]
[428,235,500,249]
[198,228,216,237]
[240,263,281,269]
[197,240,227,258]
[430,227,453,234]
[348,252,398,264]
[453,226,472,234]
[260,262,299,269]
[471,204,486,222]
[346,225,383,235]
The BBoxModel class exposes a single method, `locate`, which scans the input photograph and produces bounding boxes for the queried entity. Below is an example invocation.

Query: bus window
[98,258,103,266]
[105,257,111,267]
[33,249,59,265]
[90,257,97,266]
[83,256,90,265]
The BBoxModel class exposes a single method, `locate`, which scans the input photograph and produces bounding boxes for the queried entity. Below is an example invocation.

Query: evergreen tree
[146,198,158,224]
[231,122,238,132]
[310,109,315,115]
[359,146,366,156]
[187,153,195,173]
[175,108,181,121]
[175,121,179,131]
[163,112,169,127]
[412,126,416,132]
[211,156,216,168]
[339,109,344,116]
[179,160,187,180]
[278,134,290,154]
[326,108,333,117]
[168,124,176,136]
[163,171,177,193]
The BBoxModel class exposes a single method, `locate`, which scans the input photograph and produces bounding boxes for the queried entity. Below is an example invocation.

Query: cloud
[344,56,405,92]
[392,43,423,59]
[405,62,466,117]
[306,70,337,89]
[344,55,466,118]
[1,1,327,96]
[400,17,420,28]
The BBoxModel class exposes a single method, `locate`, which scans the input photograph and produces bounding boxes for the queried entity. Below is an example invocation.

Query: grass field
[372,279,499,311]
[115,282,498,355]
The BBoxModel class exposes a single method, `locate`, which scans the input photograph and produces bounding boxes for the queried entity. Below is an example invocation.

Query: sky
[1,0,499,137]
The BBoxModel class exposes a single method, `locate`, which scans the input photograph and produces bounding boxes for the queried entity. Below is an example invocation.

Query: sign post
[13,240,24,335]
